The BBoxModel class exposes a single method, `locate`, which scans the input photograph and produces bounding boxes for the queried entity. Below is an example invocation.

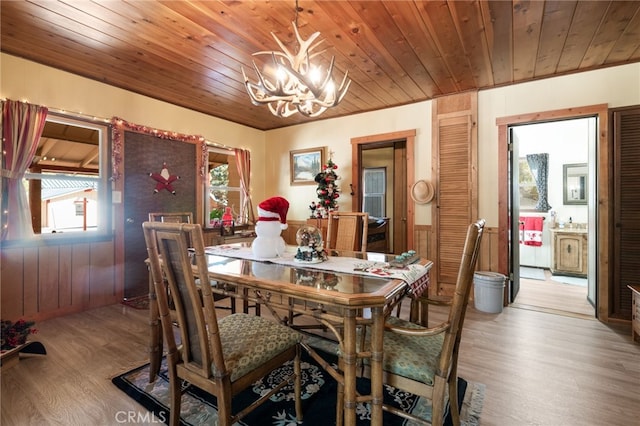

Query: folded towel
[519,216,543,246]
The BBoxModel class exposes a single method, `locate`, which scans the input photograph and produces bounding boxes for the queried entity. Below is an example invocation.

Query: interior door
[612,107,640,319]
[508,126,521,302]
[122,131,198,298]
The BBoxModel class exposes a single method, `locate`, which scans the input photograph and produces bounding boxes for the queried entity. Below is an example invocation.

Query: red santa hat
[257,196,289,229]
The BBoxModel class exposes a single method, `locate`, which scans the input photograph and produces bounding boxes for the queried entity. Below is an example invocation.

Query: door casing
[351,130,415,252]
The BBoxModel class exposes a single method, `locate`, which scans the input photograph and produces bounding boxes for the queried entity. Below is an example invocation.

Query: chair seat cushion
[364,316,444,386]
[216,313,301,381]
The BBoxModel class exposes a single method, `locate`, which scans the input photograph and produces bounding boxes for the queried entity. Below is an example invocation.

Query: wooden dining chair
[148,211,239,313]
[341,219,485,426]
[142,221,303,426]
[148,211,193,224]
[325,211,369,254]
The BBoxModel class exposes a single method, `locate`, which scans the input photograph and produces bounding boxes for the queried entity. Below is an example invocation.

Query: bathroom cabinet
[550,228,588,277]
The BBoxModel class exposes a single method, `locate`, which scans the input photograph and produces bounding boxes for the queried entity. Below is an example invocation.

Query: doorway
[350,130,416,253]
[509,118,596,317]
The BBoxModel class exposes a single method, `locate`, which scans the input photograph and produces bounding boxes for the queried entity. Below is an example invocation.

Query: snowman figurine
[252,196,289,258]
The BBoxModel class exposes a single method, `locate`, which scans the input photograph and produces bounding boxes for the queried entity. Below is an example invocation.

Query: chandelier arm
[242,19,350,118]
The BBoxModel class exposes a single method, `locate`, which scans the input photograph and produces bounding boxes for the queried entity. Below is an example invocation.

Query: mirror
[563,163,587,205]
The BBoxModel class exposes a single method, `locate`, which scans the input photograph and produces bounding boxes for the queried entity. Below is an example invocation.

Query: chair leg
[449,375,461,426]
[217,383,233,426]
[167,359,181,426]
[431,377,446,426]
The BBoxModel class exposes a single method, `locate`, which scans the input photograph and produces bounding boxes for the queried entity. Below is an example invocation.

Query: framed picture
[290,147,325,185]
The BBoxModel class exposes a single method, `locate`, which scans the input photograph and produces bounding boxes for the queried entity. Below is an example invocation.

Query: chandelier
[242,2,351,118]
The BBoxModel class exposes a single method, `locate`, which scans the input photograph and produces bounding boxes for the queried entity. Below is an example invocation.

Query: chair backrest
[142,221,227,380]
[438,219,485,376]
[325,211,369,253]
[148,212,193,224]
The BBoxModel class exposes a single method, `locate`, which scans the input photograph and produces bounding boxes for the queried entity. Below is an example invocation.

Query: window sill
[1,232,114,249]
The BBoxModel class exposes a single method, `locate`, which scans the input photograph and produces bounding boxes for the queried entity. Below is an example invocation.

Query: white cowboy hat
[410,179,435,204]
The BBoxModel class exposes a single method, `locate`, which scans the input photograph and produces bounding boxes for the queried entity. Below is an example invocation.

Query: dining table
[147,243,432,426]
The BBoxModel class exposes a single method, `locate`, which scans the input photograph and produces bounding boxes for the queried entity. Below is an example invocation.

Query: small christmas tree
[314,156,340,212]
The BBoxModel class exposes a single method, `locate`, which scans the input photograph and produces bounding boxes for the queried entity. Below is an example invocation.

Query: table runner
[204,245,429,298]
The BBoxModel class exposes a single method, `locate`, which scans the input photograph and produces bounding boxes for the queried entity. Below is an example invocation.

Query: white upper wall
[2,53,639,227]
[268,63,640,225]
[478,64,640,225]
[0,53,269,200]
[265,102,433,223]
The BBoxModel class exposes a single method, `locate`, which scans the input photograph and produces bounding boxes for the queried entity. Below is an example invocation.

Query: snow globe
[294,225,326,263]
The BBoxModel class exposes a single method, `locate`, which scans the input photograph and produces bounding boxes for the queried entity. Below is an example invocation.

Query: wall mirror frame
[563,163,588,205]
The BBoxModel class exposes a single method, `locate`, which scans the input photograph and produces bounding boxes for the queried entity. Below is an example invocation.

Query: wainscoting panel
[0,240,118,322]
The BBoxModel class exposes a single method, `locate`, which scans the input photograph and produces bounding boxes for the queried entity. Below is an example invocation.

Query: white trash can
[473,272,506,313]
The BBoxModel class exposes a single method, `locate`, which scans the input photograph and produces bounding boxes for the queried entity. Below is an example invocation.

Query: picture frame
[290,147,325,185]
[563,163,588,205]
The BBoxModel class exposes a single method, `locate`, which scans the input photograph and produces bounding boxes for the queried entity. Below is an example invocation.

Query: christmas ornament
[149,162,180,194]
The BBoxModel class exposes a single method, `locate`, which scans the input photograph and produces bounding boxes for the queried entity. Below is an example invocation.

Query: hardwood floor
[513,268,594,318]
[2,300,639,425]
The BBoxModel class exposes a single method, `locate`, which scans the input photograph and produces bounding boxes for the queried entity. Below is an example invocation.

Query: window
[206,147,245,225]
[519,154,551,212]
[24,113,111,236]
[362,167,386,218]
[519,158,539,211]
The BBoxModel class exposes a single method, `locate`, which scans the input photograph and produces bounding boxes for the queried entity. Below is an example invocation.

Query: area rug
[112,350,484,425]
[520,266,546,280]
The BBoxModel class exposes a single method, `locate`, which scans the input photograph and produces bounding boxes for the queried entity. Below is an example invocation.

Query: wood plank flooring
[2,300,639,425]
[513,268,594,318]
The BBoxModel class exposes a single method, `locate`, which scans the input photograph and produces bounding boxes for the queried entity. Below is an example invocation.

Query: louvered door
[613,107,640,319]
[431,93,478,296]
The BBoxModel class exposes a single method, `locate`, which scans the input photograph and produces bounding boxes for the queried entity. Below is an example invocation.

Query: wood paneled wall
[1,222,499,323]
[1,240,118,322]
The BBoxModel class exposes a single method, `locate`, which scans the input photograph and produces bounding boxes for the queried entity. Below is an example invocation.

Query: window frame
[19,112,112,243]
[204,146,246,226]
[362,167,386,218]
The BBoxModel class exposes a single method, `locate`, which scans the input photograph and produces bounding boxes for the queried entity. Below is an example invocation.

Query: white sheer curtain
[1,100,48,240]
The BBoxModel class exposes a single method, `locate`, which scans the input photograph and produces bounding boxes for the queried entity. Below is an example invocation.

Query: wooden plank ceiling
[2,1,640,131]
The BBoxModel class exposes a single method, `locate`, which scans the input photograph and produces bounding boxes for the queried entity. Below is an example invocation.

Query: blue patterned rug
[112,349,484,425]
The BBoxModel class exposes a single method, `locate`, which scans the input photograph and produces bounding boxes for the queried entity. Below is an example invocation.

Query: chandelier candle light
[242,2,351,118]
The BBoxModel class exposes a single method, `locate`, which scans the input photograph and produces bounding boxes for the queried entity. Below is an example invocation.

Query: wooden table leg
[342,309,357,426]
[370,306,384,425]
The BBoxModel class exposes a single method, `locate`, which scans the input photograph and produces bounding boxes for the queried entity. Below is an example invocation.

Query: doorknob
[126,217,134,224]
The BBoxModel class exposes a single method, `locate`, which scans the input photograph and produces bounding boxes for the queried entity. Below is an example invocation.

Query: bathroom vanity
[550,227,588,277]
